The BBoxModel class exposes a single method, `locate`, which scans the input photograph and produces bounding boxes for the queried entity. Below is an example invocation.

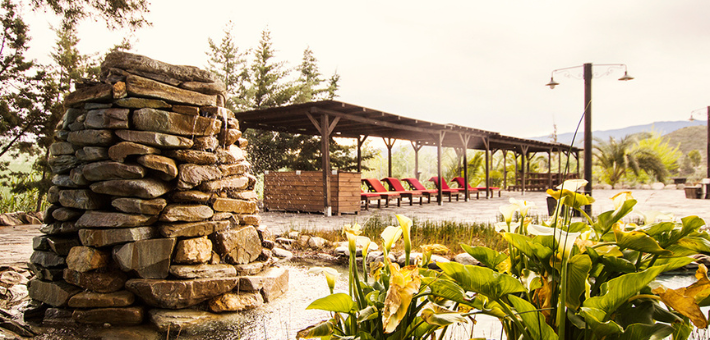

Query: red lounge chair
[402,177,458,202]
[450,177,480,199]
[361,179,401,207]
[381,177,428,204]
[428,176,464,202]
[361,190,382,210]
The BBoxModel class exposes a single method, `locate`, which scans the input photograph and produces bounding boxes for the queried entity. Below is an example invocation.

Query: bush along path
[299,180,710,340]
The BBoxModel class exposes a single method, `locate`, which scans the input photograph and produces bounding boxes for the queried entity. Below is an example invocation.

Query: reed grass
[299,214,507,256]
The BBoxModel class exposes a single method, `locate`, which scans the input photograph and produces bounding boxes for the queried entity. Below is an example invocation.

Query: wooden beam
[321,114,332,216]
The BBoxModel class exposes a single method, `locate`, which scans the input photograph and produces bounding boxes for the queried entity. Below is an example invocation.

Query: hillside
[664,125,707,160]
[530,120,706,145]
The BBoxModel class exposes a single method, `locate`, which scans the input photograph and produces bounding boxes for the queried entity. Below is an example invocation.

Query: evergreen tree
[206,21,248,112]
[247,29,294,109]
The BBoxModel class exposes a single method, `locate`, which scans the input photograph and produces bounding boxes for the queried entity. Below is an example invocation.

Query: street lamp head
[618,70,634,81]
[546,77,560,89]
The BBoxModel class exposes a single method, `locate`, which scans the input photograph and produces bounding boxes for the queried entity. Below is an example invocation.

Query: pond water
[172,263,709,340]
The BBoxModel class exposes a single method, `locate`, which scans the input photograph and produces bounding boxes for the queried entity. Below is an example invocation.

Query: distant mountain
[529,120,706,146]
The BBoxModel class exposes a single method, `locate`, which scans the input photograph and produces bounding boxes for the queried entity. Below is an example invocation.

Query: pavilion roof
[235,100,579,154]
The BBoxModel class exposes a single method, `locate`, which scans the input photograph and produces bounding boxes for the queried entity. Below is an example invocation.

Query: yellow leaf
[382,262,421,333]
[652,265,710,328]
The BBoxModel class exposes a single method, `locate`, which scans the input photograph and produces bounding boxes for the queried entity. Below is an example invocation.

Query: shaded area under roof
[235,100,579,154]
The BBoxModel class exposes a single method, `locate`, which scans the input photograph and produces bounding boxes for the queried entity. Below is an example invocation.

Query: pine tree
[247,29,295,109]
[206,21,248,112]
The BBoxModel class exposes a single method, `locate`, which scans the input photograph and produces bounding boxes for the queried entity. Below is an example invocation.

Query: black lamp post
[689,106,710,179]
[546,63,634,215]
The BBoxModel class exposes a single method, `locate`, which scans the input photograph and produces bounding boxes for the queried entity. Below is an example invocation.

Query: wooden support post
[521,145,529,195]
[547,149,552,189]
[383,137,396,178]
[483,137,490,199]
[437,131,445,205]
[459,133,471,201]
[307,109,339,216]
[411,141,423,179]
[356,135,368,173]
[503,150,508,190]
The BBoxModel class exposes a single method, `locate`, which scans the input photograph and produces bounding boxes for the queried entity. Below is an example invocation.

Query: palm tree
[593,135,668,188]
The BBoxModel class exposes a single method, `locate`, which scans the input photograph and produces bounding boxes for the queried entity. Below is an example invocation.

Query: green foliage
[31,0,151,31]
[205,26,370,175]
[304,184,710,339]
[594,135,669,188]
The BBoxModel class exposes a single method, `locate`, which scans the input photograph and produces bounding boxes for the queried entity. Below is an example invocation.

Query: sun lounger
[450,177,480,199]
[361,178,401,207]
[381,177,429,204]
[402,177,459,202]
[428,176,465,202]
[361,190,382,210]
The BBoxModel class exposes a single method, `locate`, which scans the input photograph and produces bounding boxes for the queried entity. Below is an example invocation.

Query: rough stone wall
[27,52,287,327]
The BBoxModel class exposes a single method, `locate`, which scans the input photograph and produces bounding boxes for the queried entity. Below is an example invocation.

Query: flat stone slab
[67,129,115,146]
[82,161,146,181]
[84,108,130,129]
[90,178,172,199]
[197,175,249,192]
[114,238,176,279]
[208,291,263,313]
[168,264,237,279]
[137,155,177,180]
[114,97,172,109]
[115,129,193,149]
[63,269,127,293]
[159,204,214,223]
[177,164,222,190]
[133,108,221,137]
[108,141,161,162]
[79,227,157,248]
[125,277,239,309]
[238,267,289,302]
[112,198,167,215]
[58,190,107,210]
[72,306,144,325]
[28,280,81,307]
[68,290,135,308]
[126,74,217,107]
[76,211,157,228]
[102,51,220,84]
[148,309,232,333]
[212,198,257,214]
[65,83,113,107]
[158,220,229,238]
[30,251,66,268]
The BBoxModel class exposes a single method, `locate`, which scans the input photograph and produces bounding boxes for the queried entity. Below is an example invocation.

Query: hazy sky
[24,1,710,139]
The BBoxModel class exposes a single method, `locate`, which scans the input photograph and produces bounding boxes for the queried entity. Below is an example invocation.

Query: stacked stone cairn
[27,52,288,329]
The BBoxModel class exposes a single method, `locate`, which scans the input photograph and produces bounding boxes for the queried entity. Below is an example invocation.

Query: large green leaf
[594,199,636,235]
[614,228,672,255]
[296,319,335,339]
[600,255,636,273]
[579,307,623,338]
[438,262,525,301]
[566,254,592,309]
[421,277,468,304]
[666,216,706,246]
[583,266,665,315]
[306,293,356,313]
[616,323,674,340]
[643,256,694,272]
[642,222,675,237]
[508,295,558,340]
[503,233,552,261]
[460,244,507,269]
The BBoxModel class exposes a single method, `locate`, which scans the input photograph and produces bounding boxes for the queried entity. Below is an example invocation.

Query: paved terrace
[1,189,708,268]
[262,189,710,234]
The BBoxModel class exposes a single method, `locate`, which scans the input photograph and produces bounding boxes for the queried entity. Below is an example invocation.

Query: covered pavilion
[235,100,581,214]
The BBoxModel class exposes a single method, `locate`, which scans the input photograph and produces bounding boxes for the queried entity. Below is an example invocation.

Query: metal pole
[583,63,593,215]
[706,106,710,178]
